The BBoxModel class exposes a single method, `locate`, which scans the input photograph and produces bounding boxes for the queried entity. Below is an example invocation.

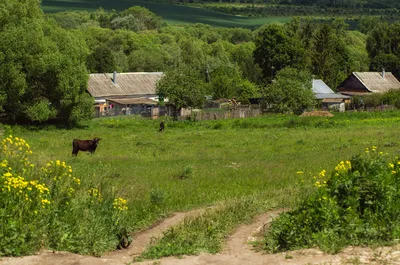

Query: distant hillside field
[41,0,291,28]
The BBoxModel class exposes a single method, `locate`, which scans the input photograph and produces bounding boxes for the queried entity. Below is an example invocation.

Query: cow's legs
[72,149,79,157]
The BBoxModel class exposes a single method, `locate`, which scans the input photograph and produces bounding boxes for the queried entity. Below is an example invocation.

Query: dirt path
[222,208,285,256]
[2,208,400,265]
[0,208,206,265]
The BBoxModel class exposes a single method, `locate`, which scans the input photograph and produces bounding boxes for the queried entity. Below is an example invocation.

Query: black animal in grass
[159,121,165,132]
[72,137,101,157]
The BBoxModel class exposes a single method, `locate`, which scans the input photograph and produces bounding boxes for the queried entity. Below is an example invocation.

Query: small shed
[337,71,400,96]
[312,79,351,112]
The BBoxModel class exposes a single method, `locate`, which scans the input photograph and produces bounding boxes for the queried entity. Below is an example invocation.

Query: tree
[253,24,306,81]
[0,0,92,124]
[366,22,390,59]
[370,53,400,78]
[366,22,400,80]
[109,6,163,32]
[262,67,314,114]
[312,24,350,89]
[344,31,370,72]
[87,45,116,73]
[156,65,209,116]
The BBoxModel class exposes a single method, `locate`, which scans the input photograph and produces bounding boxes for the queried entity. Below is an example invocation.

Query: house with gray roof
[337,71,400,96]
[312,79,351,112]
[88,72,163,100]
[87,72,164,117]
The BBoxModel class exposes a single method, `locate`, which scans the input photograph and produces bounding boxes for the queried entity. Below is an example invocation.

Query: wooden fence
[179,107,261,121]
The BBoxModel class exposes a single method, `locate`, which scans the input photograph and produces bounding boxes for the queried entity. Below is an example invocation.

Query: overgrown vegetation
[0,135,130,256]
[183,2,400,19]
[263,147,400,254]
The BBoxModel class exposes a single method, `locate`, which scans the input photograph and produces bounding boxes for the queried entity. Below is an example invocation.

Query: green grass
[41,0,291,28]
[4,111,400,256]
[7,112,400,222]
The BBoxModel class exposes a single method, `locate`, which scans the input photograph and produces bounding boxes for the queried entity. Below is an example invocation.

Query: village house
[87,72,165,118]
[312,79,351,112]
[87,72,193,118]
[337,70,400,96]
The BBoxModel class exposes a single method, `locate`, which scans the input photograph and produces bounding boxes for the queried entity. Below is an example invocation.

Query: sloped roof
[312,79,351,100]
[353,72,400,93]
[87,72,163,98]
[312,79,335,94]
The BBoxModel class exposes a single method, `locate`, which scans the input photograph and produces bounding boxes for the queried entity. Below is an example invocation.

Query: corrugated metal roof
[87,72,164,98]
[312,79,335,94]
[312,79,351,99]
[315,93,351,99]
[353,72,400,93]
[107,98,158,105]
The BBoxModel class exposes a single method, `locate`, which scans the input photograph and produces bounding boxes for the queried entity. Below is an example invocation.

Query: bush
[363,93,383,108]
[150,188,165,205]
[25,99,57,123]
[178,165,194,180]
[0,136,130,257]
[383,89,400,109]
[264,147,400,253]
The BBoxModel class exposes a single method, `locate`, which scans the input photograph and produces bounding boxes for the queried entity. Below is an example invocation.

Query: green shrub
[178,165,194,180]
[264,147,400,253]
[25,99,57,123]
[363,93,383,108]
[383,89,400,109]
[0,135,130,257]
[150,188,165,205]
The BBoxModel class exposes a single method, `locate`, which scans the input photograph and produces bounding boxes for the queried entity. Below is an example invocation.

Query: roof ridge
[352,72,372,92]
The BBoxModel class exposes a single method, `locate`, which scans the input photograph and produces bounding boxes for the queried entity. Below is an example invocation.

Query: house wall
[338,75,369,94]
[323,102,345,112]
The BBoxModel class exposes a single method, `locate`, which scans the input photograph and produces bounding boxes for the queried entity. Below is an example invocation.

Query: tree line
[1,0,400,124]
[169,0,400,9]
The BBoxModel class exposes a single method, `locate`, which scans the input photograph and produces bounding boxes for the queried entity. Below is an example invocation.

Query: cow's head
[93,137,101,145]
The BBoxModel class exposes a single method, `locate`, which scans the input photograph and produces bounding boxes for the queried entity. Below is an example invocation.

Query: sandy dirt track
[2,208,400,265]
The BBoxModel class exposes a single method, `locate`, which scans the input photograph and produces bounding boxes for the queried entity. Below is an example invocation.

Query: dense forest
[169,0,400,18]
[169,0,400,9]
[1,0,400,124]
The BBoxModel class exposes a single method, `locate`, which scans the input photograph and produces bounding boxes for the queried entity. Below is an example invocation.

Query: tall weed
[0,136,130,256]
[264,147,400,253]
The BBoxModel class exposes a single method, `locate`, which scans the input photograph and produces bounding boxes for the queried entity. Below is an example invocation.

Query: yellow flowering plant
[265,146,400,254]
[0,136,132,257]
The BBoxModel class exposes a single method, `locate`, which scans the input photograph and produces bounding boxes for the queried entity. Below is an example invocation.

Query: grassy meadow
[7,111,400,228]
[3,111,400,257]
[41,0,291,28]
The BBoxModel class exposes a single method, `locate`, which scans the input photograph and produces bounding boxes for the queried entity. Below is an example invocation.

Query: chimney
[382,68,385,79]
[113,71,117,84]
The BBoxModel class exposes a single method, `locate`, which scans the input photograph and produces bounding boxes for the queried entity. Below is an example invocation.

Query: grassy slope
[9,112,400,232]
[40,0,290,28]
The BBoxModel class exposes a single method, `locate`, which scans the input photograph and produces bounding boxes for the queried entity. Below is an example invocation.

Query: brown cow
[72,137,101,157]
